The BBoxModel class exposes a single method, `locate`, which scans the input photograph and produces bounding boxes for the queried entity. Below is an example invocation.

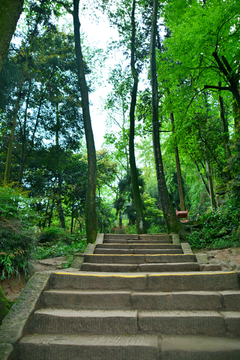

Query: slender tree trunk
[218,83,231,158]
[206,158,217,211]
[129,0,146,234]
[71,201,75,234]
[4,85,22,183]
[170,112,186,211]
[193,160,210,196]
[150,0,184,235]
[73,0,97,243]
[55,103,65,229]
[0,0,24,73]
[48,199,55,227]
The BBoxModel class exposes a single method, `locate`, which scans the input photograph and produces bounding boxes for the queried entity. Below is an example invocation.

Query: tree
[150,0,184,234]
[73,0,97,243]
[129,0,146,234]
[0,0,24,73]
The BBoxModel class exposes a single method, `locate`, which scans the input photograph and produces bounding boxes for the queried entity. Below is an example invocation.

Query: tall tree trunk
[4,85,22,183]
[206,158,217,211]
[55,102,65,229]
[48,199,55,228]
[193,160,210,196]
[0,0,24,73]
[129,0,146,234]
[218,83,231,158]
[150,0,184,235]
[170,112,186,211]
[73,0,97,243]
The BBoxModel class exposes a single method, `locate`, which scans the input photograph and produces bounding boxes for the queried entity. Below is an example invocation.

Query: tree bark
[0,0,24,73]
[218,87,231,158]
[55,103,66,229]
[73,0,97,243]
[150,0,184,235]
[206,158,217,211]
[129,0,146,234]
[4,84,23,183]
[205,53,240,126]
[170,112,186,211]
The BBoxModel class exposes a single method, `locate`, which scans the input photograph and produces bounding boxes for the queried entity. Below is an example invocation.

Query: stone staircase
[81,233,199,272]
[2,233,240,359]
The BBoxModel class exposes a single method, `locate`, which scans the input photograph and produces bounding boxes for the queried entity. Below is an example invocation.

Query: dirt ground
[1,248,240,302]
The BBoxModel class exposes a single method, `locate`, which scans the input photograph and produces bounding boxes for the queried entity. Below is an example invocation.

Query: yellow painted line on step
[54,271,236,277]
[54,272,146,278]
[149,271,237,276]
[86,254,192,257]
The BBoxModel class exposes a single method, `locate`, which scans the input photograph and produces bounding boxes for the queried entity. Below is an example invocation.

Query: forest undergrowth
[0,186,240,280]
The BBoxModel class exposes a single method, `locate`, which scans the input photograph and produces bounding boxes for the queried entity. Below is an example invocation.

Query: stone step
[104,234,171,241]
[94,248,183,254]
[104,239,172,244]
[159,335,240,360]
[84,254,196,264]
[96,243,182,249]
[28,308,240,337]
[81,262,200,272]
[29,309,138,335]
[50,271,239,292]
[42,289,240,311]
[18,334,159,360]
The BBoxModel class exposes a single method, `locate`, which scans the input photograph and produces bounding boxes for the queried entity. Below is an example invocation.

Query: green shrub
[33,239,87,260]
[186,203,240,249]
[37,226,73,244]
[0,186,37,278]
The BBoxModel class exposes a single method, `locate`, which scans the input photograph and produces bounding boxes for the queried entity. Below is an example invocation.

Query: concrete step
[42,289,240,311]
[84,254,196,264]
[81,262,200,272]
[96,243,182,249]
[18,334,159,360]
[28,308,240,337]
[50,271,239,292]
[159,335,240,360]
[94,248,183,254]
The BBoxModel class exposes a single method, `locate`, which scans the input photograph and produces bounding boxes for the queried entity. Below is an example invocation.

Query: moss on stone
[0,284,10,325]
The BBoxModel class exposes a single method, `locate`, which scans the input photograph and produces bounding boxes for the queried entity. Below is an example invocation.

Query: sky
[78,5,120,150]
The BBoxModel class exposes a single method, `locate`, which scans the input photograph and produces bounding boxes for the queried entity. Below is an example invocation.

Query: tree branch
[204,85,230,91]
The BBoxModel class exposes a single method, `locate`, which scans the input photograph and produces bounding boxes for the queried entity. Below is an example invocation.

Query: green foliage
[142,192,166,233]
[186,203,240,249]
[37,226,73,244]
[225,128,240,206]
[0,284,11,324]
[0,186,37,278]
[33,238,87,260]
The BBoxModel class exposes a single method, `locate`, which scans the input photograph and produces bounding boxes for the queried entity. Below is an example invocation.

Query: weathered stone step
[104,239,172,244]
[84,254,196,264]
[42,289,240,311]
[50,271,239,292]
[29,309,138,335]
[18,334,159,360]
[29,308,240,337]
[104,234,171,241]
[160,335,240,360]
[81,262,200,272]
[96,243,181,249]
[94,248,183,254]
[138,310,240,337]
